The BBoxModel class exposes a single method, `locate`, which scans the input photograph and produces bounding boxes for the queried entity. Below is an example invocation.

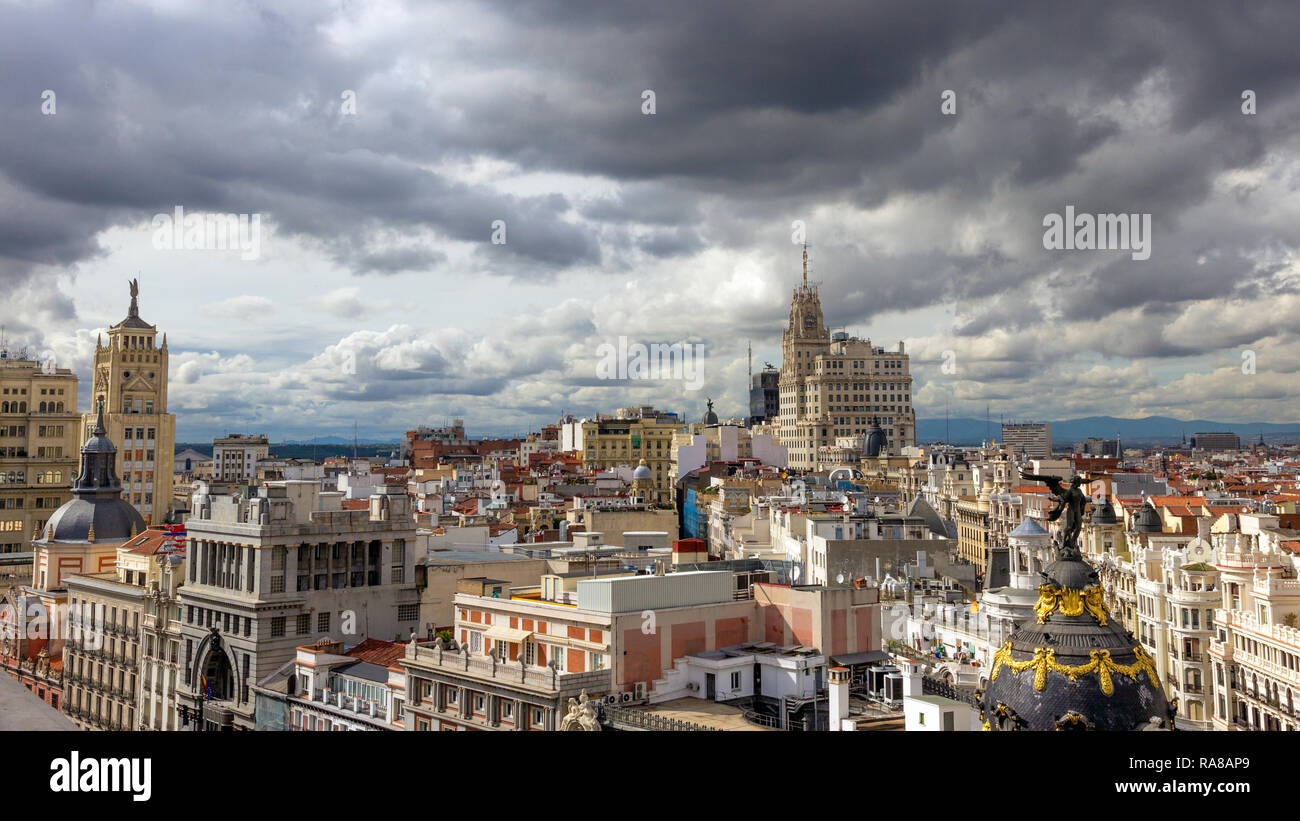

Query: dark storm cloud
[3,0,1300,435]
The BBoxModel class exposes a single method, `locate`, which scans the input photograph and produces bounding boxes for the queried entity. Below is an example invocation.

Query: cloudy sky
[4,0,1300,441]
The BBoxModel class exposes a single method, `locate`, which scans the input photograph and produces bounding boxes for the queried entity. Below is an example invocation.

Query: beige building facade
[0,354,80,554]
[82,280,176,525]
[778,249,915,470]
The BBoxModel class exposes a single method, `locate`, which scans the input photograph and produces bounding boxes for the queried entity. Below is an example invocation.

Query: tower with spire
[777,245,916,469]
[81,279,177,525]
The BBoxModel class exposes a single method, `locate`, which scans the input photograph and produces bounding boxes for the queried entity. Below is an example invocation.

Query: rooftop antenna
[748,340,752,380]
[802,242,809,288]
[353,420,358,461]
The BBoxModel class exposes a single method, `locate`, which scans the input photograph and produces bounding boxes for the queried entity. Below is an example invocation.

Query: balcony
[405,642,611,695]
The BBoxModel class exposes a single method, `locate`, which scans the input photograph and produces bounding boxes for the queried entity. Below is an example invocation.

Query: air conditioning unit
[604,694,618,705]
[686,682,699,692]
[633,682,647,700]
[621,691,634,703]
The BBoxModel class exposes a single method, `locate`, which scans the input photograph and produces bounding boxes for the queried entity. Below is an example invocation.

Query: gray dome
[1090,499,1119,525]
[632,459,653,480]
[1131,500,1162,533]
[1009,516,1049,539]
[43,496,146,544]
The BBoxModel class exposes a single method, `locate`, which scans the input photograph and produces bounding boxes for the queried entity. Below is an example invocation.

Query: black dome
[865,418,885,458]
[1131,500,1162,533]
[980,553,1170,731]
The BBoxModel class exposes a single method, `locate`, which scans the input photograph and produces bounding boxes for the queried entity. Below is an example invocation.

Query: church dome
[1090,498,1119,525]
[1131,499,1162,533]
[632,459,653,481]
[980,551,1170,731]
[38,402,146,544]
[702,398,718,426]
[865,418,886,458]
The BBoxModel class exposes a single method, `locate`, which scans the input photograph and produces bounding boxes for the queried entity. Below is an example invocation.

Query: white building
[212,434,269,482]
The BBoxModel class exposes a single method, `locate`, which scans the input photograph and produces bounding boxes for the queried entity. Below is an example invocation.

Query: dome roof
[37,402,146,544]
[1090,498,1119,525]
[865,418,885,458]
[43,497,146,544]
[632,459,653,480]
[981,552,1170,731]
[702,398,718,425]
[1131,500,1162,533]
[1008,517,1049,539]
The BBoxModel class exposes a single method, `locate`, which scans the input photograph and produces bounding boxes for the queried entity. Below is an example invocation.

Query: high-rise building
[0,352,80,554]
[212,434,270,482]
[778,248,915,469]
[82,280,176,525]
[748,366,779,425]
[1001,422,1052,460]
[1189,432,1241,452]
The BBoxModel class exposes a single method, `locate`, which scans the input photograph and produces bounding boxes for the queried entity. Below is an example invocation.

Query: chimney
[828,666,851,731]
[1197,516,1211,541]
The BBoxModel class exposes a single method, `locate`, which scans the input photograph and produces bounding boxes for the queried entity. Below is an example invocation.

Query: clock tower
[81,279,176,524]
[778,247,831,467]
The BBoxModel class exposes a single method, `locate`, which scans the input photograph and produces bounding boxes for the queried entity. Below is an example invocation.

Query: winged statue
[1018,469,1088,557]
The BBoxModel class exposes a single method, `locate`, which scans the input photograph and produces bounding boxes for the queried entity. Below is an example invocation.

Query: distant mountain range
[916,415,1300,446]
[279,436,399,445]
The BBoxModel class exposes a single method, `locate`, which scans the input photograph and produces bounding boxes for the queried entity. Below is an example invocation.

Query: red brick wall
[765,606,785,645]
[792,607,813,647]
[567,648,585,673]
[854,607,874,652]
[831,608,848,656]
[715,616,748,649]
[670,621,706,659]
[621,627,662,686]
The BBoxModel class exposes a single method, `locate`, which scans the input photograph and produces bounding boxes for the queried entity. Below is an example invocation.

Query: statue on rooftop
[1018,470,1087,559]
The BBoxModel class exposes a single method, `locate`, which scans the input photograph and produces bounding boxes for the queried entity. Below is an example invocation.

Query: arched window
[39,402,47,413]
[56,402,64,413]
[18,402,24,412]
[1,402,8,413]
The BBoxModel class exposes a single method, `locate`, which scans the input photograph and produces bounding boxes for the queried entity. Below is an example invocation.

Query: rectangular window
[270,616,286,637]
[317,612,330,632]
[398,603,418,622]
[296,614,310,635]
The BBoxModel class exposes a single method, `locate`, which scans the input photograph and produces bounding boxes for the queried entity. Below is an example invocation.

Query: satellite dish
[836,574,845,585]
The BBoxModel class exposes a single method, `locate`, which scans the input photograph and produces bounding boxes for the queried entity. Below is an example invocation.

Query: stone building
[82,280,176,525]
[5,403,146,721]
[0,352,80,555]
[778,248,915,470]
[173,480,420,730]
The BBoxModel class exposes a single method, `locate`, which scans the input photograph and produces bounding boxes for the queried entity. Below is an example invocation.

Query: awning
[831,650,889,666]
[484,625,533,644]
